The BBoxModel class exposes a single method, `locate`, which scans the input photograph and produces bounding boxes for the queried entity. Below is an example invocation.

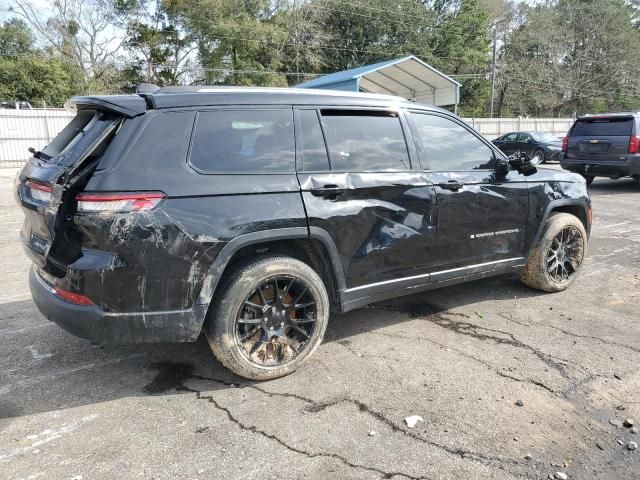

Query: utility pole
[490,26,497,118]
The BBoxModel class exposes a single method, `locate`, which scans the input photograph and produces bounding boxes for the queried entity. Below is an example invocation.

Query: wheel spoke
[249,340,265,355]
[292,287,308,306]
[294,316,316,324]
[238,317,262,325]
[294,301,316,310]
[273,279,279,302]
[244,301,264,311]
[288,322,311,340]
[282,279,294,296]
[256,286,267,305]
[239,326,260,341]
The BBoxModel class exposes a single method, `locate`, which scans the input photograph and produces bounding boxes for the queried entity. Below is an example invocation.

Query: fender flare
[196,226,346,306]
[527,198,591,257]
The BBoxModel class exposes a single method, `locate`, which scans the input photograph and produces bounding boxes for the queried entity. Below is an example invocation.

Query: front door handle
[438,180,463,191]
[310,184,346,198]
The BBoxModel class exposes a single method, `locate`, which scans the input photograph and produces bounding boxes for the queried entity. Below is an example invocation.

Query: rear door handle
[310,184,346,198]
[438,180,463,191]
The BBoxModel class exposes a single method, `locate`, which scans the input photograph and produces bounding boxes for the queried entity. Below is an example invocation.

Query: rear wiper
[28,146,42,159]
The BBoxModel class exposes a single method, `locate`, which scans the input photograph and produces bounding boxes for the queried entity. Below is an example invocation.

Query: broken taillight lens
[55,287,95,306]
[25,180,53,203]
[75,192,165,213]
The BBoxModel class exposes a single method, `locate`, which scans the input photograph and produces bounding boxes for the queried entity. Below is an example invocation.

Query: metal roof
[297,56,461,107]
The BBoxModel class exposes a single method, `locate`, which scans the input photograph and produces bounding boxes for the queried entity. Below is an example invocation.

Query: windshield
[572,118,633,136]
[531,132,560,143]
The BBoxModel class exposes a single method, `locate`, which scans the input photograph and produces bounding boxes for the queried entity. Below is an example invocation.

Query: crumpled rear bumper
[29,267,207,345]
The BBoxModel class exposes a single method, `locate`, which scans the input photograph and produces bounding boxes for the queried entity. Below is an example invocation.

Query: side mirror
[496,156,510,173]
[507,152,538,176]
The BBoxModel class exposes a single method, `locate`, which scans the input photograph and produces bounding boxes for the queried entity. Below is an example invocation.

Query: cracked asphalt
[1,166,639,480]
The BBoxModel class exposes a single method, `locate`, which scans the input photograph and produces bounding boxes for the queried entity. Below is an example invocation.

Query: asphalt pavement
[1,166,639,480]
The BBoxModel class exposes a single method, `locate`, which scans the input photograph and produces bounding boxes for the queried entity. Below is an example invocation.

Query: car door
[295,107,437,292]
[494,132,518,156]
[408,111,529,280]
[517,132,536,157]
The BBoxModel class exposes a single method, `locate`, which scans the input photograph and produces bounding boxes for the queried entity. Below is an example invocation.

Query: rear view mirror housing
[506,152,538,176]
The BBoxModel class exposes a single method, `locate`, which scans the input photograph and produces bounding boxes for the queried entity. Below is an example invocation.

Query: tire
[520,213,587,293]
[582,174,594,186]
[204,255,330,380]
[533,149,546,164]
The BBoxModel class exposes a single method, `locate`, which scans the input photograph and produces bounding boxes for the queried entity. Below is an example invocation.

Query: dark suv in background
[16,87,591,380]
[561,112,640,184]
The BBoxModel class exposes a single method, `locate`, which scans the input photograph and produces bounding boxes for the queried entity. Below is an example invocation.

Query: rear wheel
[204,255,329,380]
[520,213,587,293]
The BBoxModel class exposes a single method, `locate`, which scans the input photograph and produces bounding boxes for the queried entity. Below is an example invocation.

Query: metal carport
[297,55,461,111]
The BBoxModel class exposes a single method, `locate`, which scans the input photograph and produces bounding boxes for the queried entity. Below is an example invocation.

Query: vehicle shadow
[0,274,546,422]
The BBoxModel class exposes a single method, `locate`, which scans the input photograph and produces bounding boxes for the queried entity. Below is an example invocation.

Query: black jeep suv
[561,112,640,184]
[16,87,591,380]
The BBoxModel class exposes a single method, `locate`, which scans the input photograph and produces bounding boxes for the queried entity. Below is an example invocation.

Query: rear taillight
[25,180,52,203]
[629,135,639,154]
[55,288,95,306]
[562,136,569,153]
[75,192,165,213]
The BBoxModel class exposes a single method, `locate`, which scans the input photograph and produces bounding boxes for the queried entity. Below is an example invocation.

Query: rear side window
[320,111,409,171]
[189,109,295,173]
[411,113,495,170]
[123,111,195,171]
[571,118,633,136]
[298,110,330,171]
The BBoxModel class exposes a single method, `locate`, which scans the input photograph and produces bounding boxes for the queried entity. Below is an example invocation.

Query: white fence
[0,108,575,167]
[463,117,574,140]
[0,109,74,167]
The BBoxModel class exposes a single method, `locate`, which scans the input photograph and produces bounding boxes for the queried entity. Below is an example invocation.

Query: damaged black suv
[16,87,591,380]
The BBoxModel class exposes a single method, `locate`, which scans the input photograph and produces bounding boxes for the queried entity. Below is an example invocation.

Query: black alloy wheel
[235,276,318,367]
[546,225,584,284]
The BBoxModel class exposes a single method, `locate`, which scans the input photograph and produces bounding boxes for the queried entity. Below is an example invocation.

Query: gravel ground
[1,166,639,480]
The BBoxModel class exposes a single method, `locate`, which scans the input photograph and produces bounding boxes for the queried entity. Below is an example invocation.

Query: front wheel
[520,213,587,293]
[204,255,330,380]
[532,149,546,164]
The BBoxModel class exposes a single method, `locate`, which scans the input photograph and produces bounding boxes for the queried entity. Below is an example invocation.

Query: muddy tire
[204,255,329,380]
[520,213,587,293]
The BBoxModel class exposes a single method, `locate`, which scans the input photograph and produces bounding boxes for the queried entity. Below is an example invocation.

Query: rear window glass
[320,111,409,171]
[571,118,633,136]
[41,109,97,159]
[189,109,295,173]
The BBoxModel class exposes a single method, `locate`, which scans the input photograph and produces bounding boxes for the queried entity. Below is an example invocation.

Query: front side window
[189,109,295,173]
[517,133,533,143]
[320,111,410,171]
[502,133,518,143]
[411,113,495,170]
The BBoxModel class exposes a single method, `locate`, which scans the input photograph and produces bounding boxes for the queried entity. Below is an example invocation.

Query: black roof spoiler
[65,95,147,118]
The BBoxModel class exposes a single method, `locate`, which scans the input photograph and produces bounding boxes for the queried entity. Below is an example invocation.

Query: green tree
[0,19,82,106]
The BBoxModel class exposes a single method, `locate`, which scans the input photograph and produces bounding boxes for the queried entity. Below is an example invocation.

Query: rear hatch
[16,96,145,274]
[567,116,635,162]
